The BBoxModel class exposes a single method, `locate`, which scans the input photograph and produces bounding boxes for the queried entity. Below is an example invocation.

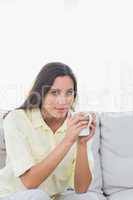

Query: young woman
[0,62,96,200]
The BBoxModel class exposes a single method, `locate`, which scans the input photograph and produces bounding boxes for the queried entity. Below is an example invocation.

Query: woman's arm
[20,138,73,189]
[74,141,92,193]
[74,116,96,193]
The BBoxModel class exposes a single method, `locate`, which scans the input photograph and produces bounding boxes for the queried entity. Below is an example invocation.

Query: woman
[0,62,96,200]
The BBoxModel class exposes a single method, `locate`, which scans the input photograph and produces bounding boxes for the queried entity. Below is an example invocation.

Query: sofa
[0,115,6,169]
[1,111,133,199]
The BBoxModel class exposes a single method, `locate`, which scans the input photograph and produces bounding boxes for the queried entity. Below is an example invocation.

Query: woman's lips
[55,108,68,112]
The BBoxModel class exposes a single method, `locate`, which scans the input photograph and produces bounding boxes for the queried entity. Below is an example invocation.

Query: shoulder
[3,109,28,128]
[3,109,34,139]
[4,109,24,121]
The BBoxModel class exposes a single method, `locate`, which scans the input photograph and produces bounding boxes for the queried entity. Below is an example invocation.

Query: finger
[91,120,96,127]
[86,133,94,141]
[90,113,96,122]
[77,125,89,133]
[75,121,89,128]
[71,114,89,125]
[67,111,72,119]
[90,114,96,123]
[90,124,96,131]
[89,126,96,135]
[66,112,72,126]
[91,112,96,118]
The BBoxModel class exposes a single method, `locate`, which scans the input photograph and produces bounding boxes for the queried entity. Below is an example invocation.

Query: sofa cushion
[107,189,133,200]
[0,115,6,169]
[100,112,133,195]
[89,113,103,193]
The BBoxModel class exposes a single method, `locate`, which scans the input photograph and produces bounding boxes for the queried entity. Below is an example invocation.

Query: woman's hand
[78,112,96,144]
[64,112,93,144]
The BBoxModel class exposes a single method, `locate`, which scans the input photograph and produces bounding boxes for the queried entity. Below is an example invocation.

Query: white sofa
[0,115,6,169]
[1,111,133,199]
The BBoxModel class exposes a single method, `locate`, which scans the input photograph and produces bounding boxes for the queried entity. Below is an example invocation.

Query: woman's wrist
[77,139,87,151]
[62,136,75,148]
[78,137,88,145]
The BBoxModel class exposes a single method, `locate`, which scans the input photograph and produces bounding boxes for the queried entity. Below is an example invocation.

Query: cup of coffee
[71,112,93,136]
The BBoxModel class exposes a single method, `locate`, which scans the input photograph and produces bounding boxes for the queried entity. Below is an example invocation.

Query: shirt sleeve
[3,110,35,177]
[67,144,76,189]
[68,158,76,189]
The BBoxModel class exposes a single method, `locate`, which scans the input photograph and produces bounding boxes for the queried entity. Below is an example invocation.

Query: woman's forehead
[51,76,74,89]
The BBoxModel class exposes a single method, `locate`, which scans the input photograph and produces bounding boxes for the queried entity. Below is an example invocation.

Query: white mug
[71,112,93,136]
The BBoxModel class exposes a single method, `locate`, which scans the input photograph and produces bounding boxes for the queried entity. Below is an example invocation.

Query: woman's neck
[40,109,66,133]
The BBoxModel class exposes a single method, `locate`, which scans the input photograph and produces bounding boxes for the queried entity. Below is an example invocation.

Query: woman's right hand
[64,112,89,144]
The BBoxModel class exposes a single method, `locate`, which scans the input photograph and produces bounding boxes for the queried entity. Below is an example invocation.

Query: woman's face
[42,76,75,119]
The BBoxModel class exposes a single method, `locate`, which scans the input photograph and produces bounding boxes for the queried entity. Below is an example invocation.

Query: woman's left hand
[78,112,96,144]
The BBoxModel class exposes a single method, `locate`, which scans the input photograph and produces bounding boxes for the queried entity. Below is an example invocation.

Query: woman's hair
[3,62,77,119]
[18,62,77,110]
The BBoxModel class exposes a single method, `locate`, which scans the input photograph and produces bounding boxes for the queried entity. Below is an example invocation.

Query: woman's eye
[66,90,74,96]
[50,90,74,96]
[51,91,59,96]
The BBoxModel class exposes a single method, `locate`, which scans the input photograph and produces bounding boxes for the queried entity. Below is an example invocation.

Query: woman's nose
[57,95,67,105]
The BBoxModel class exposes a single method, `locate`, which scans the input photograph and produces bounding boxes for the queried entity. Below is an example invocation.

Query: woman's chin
[54,111,68,119]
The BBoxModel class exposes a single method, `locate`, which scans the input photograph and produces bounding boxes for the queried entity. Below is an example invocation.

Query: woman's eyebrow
[50,88,60,91]
[50,88,74,91]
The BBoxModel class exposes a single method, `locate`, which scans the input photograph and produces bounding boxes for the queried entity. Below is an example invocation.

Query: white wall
[0,0,133,112]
